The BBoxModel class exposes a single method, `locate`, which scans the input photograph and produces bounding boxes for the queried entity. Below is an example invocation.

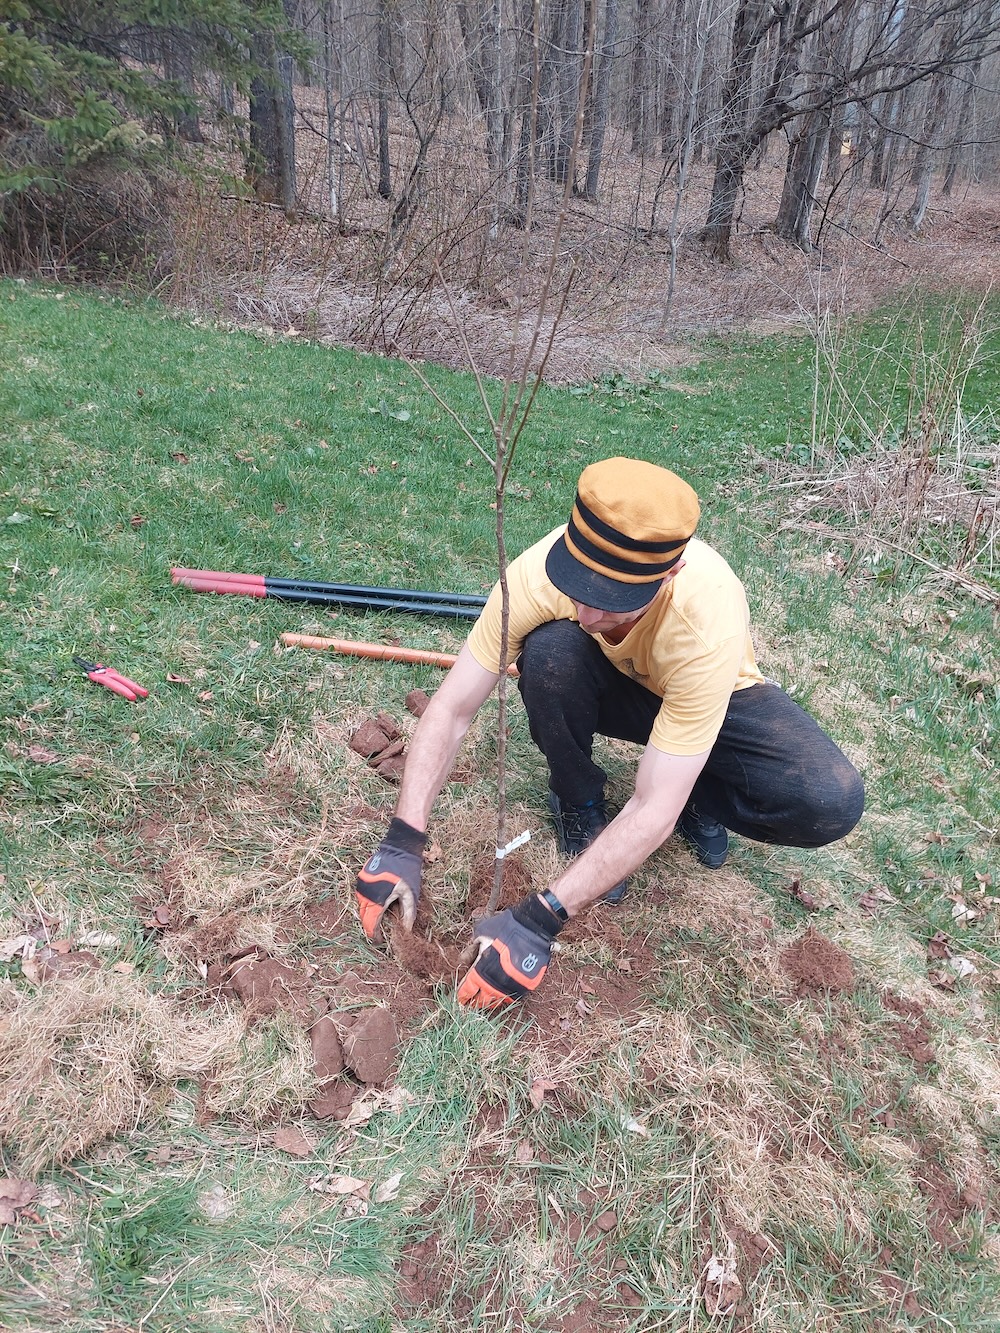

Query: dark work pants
[516,620,864,849]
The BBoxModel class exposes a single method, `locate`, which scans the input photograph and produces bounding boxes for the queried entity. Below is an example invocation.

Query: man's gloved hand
[457,894,565,1010]
[356,817,427,942]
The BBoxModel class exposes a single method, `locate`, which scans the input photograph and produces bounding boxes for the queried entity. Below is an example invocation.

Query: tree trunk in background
[942,65,979,196]
[582,0,620,198]
[699,0,772,261]
[908,11,963,229]
[376,0,392,198]
[773,107,828,247]
[509,0,539,224]
[248,24,297,208]
[629,0,655,154]
[162,29,202,142]
[773,3,852,248]
[554,0,584,184]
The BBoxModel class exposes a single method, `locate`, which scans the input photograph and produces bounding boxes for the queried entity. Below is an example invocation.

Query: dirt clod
[348,719,391,758]
[405,689,431,717]
[310,1015,345,1080]
[374,712,402,741]
[341,1007,398,1085]
[309,1080,359,1121]
[881,991,936,1067]
[373,754,406,782]
[781,927,855,997]
[34,949,101,981]
[223,950,308,1016]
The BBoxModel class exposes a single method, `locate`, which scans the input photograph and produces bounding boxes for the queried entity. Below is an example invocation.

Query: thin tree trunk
[162,30,203,142]
[582,0,620,199]
[376,0,392,199]
[699,0,771,261]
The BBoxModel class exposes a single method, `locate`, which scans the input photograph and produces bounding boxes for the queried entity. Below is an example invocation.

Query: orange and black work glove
[356,818,426,942]
[457,895,565,1010]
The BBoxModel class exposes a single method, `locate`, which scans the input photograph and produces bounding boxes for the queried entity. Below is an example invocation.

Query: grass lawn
[0,278,998,1332]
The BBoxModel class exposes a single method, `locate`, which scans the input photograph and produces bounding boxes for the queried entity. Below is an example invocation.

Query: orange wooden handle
[280,633,518,674]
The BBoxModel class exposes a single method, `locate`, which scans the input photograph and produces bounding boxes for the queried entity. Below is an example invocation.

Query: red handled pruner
[73,656,149,702]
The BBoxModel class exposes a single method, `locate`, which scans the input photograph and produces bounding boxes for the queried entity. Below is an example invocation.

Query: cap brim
[545,536,663,613]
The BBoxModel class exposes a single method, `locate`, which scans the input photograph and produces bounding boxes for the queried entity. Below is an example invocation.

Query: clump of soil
[348,712,408,782]
[781,927,855,997]
[916,1155,970,1250]
[466,850,535,917]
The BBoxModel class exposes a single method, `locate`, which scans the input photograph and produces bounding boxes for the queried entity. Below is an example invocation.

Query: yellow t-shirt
[466,528,764,756]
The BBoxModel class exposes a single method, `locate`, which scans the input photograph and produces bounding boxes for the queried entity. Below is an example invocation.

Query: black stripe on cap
[575,494,689,555]
[567,515,684,577]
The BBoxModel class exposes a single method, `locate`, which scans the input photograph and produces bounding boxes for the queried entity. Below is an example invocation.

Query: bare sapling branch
[406,0,596,918]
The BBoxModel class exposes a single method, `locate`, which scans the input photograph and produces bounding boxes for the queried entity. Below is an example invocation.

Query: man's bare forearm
[547,796,675,915]
[394,697,475,830]
[393,645,499,832]
[545,742,710,916]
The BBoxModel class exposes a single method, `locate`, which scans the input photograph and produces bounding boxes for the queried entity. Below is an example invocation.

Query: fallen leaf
[0,935,36,963]
[788,878,819,911]
[928,969,957,991]
[273,1126,312,1158]
[927,931,952,961]
[514,1139,534,1165]
[170,451,190,464]
[0,1178,37,1226]
[373,1171,403,1203]
[951,898,979,924]
[166,673,191,685]
[197,690,214,702]
[143,904,173,929]
[702,1245,742,1318]
[26,745,59,765]
[575,997,592,1017]
[621,1116,651,1138]
[949,956,977,980]
[199,1183,233,1220]
[130,514,144,529]
[529,1078,558,1111]
[307,1174,371,1197]
[76,931,120,949]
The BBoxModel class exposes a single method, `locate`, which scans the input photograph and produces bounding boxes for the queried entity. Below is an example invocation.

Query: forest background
[2,0,1000,377]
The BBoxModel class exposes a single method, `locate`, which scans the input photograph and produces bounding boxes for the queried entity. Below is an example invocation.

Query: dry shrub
[0,160,174,283]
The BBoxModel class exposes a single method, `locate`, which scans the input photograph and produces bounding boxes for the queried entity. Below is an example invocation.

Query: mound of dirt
[780,927,855,997]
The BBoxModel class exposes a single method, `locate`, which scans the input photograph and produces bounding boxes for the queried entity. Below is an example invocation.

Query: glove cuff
[386,817,427,856]
[512,894,565,941]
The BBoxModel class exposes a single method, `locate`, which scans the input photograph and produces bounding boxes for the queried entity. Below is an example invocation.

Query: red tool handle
[105,668,149,699]
[90,670,138,701]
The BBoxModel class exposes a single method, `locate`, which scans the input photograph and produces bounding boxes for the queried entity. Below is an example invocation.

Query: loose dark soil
[881,991,937,1067]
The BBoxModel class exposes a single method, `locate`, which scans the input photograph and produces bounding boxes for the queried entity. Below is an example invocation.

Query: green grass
[1,278,999,1331]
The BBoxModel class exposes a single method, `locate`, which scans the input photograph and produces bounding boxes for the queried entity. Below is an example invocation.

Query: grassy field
[0,278,998,1332]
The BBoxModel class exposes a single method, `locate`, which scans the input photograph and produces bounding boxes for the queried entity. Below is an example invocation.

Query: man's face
[571,562,684,636]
